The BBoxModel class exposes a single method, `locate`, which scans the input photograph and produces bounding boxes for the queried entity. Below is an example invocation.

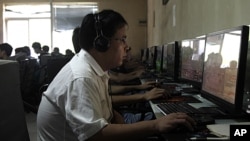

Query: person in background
[32,42,46,62]
[42,45,50,55]
[37,9,196,141]
[9,46,28,61]
[32,42,44,55]
[0,43,13,60]
[109,68,144,84]
[51,47,63,56]
[65,49,75,57]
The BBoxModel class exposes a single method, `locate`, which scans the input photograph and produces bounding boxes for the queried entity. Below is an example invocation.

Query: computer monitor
[141,48,149,64]
[140,48,144,62]
[179,37,206,89]
[162,41,180,81]
[242,41,250,113]
[201,25,249,114]
[147,46,157,69]
[155,45,163,72]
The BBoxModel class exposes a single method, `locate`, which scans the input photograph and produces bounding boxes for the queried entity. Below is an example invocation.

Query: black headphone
[94,14,110,52]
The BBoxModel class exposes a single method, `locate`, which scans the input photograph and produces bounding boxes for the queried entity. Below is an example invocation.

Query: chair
[0,60,30,141]
[46,56,72,83]
[19,58,41,113]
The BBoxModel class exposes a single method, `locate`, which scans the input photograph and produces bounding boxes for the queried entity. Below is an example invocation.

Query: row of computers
[140,25,250,119]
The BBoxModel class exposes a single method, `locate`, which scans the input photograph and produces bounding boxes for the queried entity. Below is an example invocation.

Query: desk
[150,94,216,118]
[149,94,249,141]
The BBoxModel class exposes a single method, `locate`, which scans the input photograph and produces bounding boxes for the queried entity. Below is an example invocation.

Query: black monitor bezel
[200,25,249,114]
[147,46,157,69]
[162,41,180,81]
[141,48,149,63]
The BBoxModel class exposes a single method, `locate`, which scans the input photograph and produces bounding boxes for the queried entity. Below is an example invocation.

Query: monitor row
[141,25,249,115]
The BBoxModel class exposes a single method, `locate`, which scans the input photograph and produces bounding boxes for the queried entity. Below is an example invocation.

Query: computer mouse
[191,114,215,126]
[170,125,190,133]
[170,90,182,96]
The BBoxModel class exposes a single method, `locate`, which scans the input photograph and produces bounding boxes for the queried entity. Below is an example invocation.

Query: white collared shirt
[37,49,113,141]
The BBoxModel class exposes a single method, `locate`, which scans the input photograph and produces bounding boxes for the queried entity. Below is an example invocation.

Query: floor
[25,112,37,141]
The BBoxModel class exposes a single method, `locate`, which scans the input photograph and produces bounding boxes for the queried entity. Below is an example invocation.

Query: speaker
[94,14,109,52]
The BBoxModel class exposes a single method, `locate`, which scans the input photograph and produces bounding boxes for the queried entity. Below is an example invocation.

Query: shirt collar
[78,49,109,79]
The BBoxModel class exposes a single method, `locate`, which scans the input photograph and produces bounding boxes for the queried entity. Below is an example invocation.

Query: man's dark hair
[42,45,50,53]
[0,43,13,56]
[79,9,128,51]
[23,46,31,56]
[32,42,41,49]
[72,27,81,53]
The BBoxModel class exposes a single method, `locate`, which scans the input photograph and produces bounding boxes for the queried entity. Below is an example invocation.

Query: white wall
[148,0,250,46]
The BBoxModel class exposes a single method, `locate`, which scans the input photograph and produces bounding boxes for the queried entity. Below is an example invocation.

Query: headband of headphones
[93,14,110,52]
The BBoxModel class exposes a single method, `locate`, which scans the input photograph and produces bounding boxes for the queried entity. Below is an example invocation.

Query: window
[4,3,98,57]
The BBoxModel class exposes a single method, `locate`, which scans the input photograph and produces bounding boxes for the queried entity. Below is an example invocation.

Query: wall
[147,0,250,111]
[148,0,250,47]
[0,0,147,57]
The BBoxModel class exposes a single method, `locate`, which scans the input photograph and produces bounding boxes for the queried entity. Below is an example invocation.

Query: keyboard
[156,103,215,125]
[151,95,201,104]
[156,102,203,115]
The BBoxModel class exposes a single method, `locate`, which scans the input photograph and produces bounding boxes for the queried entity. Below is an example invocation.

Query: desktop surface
[149,94,249,141]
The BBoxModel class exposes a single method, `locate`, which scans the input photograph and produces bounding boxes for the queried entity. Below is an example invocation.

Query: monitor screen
[147,46,157,69]
[201,25,249,114]
[180,37,206,88]
[141,48,149,63]
[162,41,179,80]
[155,45,163,72]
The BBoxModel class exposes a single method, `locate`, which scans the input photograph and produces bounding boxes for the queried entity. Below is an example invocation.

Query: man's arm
[88,113,196,141]
[109,69,145,83]
[110,81,156,94]
[111,88,165,105]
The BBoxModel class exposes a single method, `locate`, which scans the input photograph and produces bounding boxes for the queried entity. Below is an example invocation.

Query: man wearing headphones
[37,9,195,141]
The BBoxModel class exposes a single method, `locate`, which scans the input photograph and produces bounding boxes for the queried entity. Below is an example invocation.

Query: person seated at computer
[37,10,196,141]
[9,46,36,61]
[42,45,50,55]
[111,85,167,124]
[110,81,166,106]
[8,47,27,61]
[109,68,144,84]
[51,47,64,57]
[72,25,145,84]
[123,46,145,71]
[32,42,48,63]
[71,25,157,123]
[32,42,44,56]
[112,56,145,74]
[72,26,145,84]
[0,43,13,60]
[65,49,75,57]
[71,13,184,124]
[109,80,156,94]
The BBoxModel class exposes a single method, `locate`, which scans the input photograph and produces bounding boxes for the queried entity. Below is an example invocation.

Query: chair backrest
[19,58,40,103]
[0,60,30,141]
[46,56,72,83]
